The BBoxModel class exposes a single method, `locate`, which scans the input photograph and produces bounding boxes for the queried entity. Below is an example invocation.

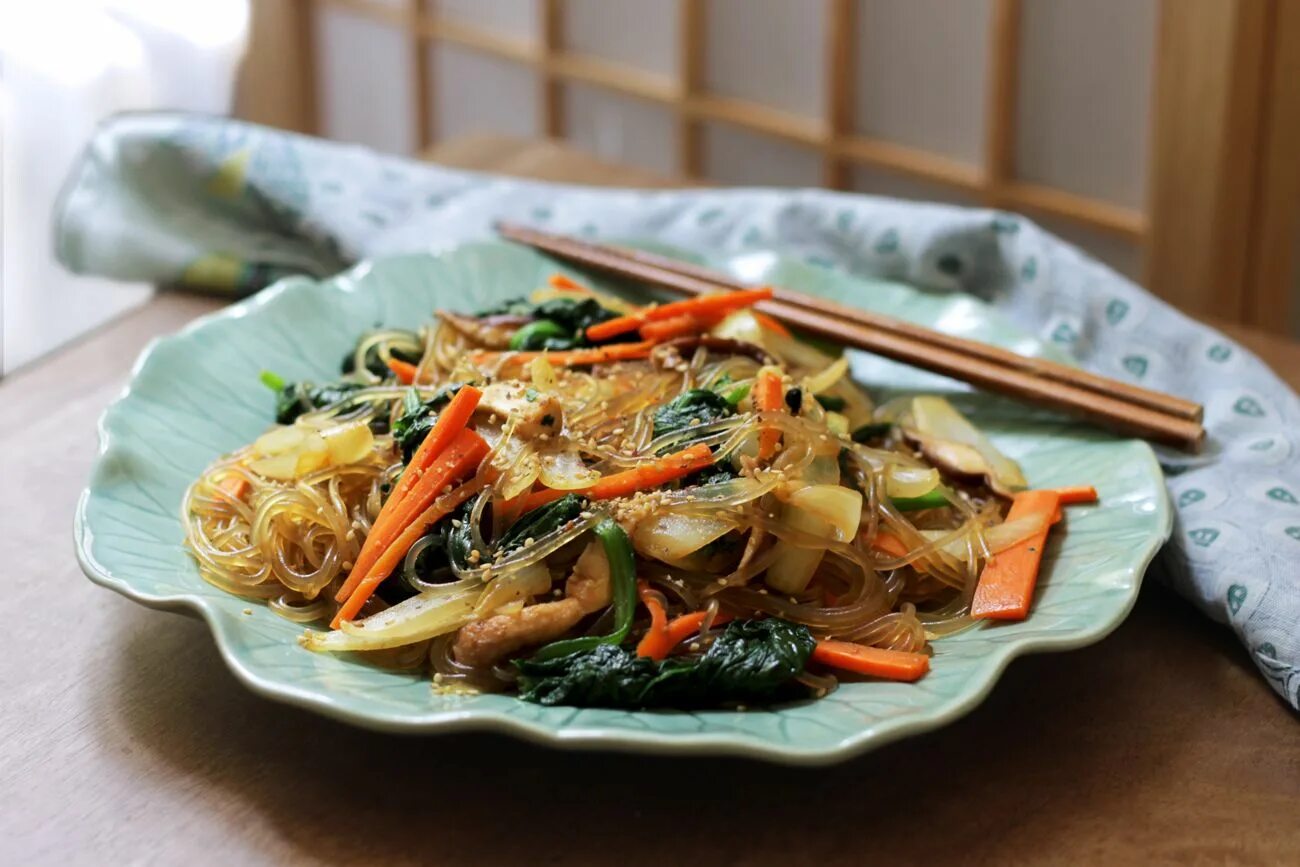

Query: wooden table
[3,137,1297,866]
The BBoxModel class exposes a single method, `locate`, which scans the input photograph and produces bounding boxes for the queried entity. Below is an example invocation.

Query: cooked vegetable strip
[585,287,774,343]
[334,387,483,605]
[870,532,910,558]
[755,369,785,460]
[382,385,482,519]
[890,489,951,511]
[752,311,792,337]
[634,582,670,659]
[530,518,638,661]
[332,428,489,626]
[639,313,710,342]
[1051,485,1098,505]
[519,444,714,512]
[469,341,657,368]
[970,489,1062,620]
[638,609,735,661]
[332,479,483,627]
[216,475,250,502]
[811,640,930,682]
[548,273,593,294]
[386,358,419,384]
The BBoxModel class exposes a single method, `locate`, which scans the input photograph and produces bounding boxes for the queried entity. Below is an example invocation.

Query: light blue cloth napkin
[57,113,1300,710]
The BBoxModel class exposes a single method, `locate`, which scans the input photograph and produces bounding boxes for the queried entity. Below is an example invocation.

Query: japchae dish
[183,275,1095,708]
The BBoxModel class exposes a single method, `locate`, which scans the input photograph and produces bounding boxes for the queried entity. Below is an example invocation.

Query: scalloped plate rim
[74,246,1173,766]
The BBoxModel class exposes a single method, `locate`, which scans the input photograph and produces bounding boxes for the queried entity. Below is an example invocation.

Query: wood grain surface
[2,139,1297,867]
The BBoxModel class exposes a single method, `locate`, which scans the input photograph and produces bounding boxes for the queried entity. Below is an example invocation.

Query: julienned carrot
[869,532,910,559]
[637,609,736,661]
[753,311,792,337]
[811,640,930,682]
[970,489,1062,620]
[334,387,483,605]
[334,427,487,611]
[217,475,251,502]
[386,358,419,385]
[635,582,670,659]
[639,313,710,342]
[584,287,775,343]
[519,443,714,512]
[469,341,657,368]
[1051,485,1098,505]
[755,369,784,460]
[332,478,484,626]
[376,385,483,528]
[548,273,593,294]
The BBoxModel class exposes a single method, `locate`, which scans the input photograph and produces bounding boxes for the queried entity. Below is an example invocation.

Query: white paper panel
[563,84,677,176]
[855,0,991,165]
[704,0,824,120]
[851,166,983,208]
[314,6,414,154]
[702,123,821,188]
[1015,0,1156,209]
[430,44,539,140]
[434,0,537,41]
[564,0,675,77]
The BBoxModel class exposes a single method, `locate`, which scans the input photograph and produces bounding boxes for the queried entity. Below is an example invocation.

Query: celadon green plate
[76,241,1171,765]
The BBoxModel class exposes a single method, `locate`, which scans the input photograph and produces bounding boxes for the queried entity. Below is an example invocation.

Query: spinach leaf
[814,393,846,412]
[850,421,893,443]
[340,330,422,377]
[496,494,587,554]
[509,319,578,352]
[653,389,734,439]
[683,461,738,488]
[391,383,466,462]
[377,499,476,602]
[532,297,618,335]
[516,618,816,708]
[273,381,365,425]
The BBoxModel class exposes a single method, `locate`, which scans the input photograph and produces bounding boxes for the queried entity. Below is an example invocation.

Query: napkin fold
[57,113,1300,710]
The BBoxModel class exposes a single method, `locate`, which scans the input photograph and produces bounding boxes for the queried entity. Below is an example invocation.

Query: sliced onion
[254,425,307,456]
[472,562,552,616]
[302,585,483,652]
[886,465,940,499]
[919,513,1049,560]
[538,446,600,490]
[320,420,374,464]
[803,355,850,395]
[633,512,733,563]
[529,355,558,390]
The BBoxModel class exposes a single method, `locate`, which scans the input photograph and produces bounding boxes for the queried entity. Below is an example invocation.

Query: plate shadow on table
[98,580,1288,866]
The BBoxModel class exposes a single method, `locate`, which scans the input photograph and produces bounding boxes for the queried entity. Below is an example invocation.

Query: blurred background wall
[3,0,1298,374]
[242,0,1300,341]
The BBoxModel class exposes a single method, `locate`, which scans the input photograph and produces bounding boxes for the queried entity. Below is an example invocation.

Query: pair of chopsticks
[496,222,1206,452]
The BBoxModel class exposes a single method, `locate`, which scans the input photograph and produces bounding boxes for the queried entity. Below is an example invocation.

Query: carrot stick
[753,311,792,337]
[584,287,774,343]
[386,358,419,384]
[970,489,1062,620]
[377,385,483,526]
[811,640,930,681]
[755,369,784,460]
[331,479,484,626]
[518,443,714,512]
[334,427,487,610]
[870,532,910,559]
[217,475,250,502]
[548,273,594,294]
[639,313,709,342]
[1051,485,1098,505]
[635,582,670,659]
[334,387,482,605]
[469,341,657,368]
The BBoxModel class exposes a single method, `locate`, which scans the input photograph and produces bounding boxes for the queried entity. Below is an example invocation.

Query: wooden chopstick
[496,222,1206,452]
